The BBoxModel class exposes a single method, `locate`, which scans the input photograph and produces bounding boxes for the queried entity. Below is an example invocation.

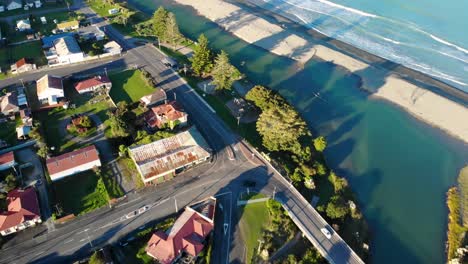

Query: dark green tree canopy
[326,195,349,219]
[190,34,213,76]
[210,50,241,91]
[152,6,168,40]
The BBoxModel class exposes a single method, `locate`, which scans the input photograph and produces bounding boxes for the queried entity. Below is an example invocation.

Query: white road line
[33,251,45,256]
[64,239,74,244]
[62,243,88,254]
[79,238,87,242]
[76,228,89,234]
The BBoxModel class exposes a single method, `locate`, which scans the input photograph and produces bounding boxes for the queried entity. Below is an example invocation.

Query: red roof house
[46,145,101,181]
[11,58,36,74]
[74,75,112,94]
[0,188,42,236]
[145,101,188,130]
[146,197,216,264]
[0,151,16,171]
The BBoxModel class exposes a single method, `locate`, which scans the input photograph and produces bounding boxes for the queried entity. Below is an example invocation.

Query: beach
[172,0,468,144]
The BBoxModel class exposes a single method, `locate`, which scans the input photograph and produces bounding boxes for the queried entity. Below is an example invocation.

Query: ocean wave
[313,0,377,18]
[429,34,468,54]
[381,37,401,45]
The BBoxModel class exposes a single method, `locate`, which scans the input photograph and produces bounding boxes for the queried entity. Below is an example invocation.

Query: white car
[321,227,332,239]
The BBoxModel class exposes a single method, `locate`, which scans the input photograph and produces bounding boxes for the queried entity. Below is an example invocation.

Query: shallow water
[128,0,468,263]
[247,0,468,91]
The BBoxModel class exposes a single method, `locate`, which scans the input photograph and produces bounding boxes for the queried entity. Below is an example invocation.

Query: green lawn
[0,41,47,74]
[238,199,271,263]
[0,1,70,18]
[53,170,108,216]
[87,0,120,18]
[109,70,155,104]
[34,80,113,153]
[101,165,125,199]
[31,11,75,36]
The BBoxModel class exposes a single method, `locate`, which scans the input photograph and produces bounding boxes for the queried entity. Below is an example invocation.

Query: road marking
[64,238,74,244]
[223,223,228,235]
[79,238,87,242]
[76,228,89,234]
[62,243,88,254]
[34,251,45,256]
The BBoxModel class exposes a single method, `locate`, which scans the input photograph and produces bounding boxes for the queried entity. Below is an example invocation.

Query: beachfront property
[45,36,84,66]
[56,20,79,32]
[16,19,31,32]
[0,188,42,236]
[11,58,37,74]
[46,145,101,182]
[6,0,21,10]
[139,89,167,108]
[36,74,64,105]
[144,101,188,130]
[0,151,16,171]
[0,92,19,116]
[128,127,211,185]
[146,197,216,264]
[74,75,112,94]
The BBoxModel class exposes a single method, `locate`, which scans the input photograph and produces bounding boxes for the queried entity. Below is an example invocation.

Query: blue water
[247,0,468,91]
[128,0,468,263]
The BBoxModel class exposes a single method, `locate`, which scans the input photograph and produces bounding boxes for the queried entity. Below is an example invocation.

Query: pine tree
[211,50,241,91]
[190,34,213,76]
[165,12,182,49]
[153,6,168,40]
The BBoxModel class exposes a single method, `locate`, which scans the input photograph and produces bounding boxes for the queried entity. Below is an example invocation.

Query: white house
[36,74,64,105]
[45,36,84,65]
[16,19,31,32]
[74,75,112,94]
[46,145,101,181]
[35,1,42,8]
[6,0,22,10]
[104,41,122,56]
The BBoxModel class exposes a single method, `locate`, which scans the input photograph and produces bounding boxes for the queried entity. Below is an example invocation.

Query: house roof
[8,0,22,6]
[129,128,210,180]
[41,32,74,49]
[37,74,63,97]
[74,75,111,92]
[0,188,41,232]
[16,125,31,137]
[145,101,187,129]
[46,145,100,176]
[16,19,31,27]
[0,151,15,167]
[146,198,216,264]
[54,36,81,55]
[57,20,79,30]
[140,90,167,106]
[0,92,18,113]
[15,58,34,68]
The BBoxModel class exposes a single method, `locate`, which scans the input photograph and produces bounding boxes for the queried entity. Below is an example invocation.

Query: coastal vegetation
[446,166,468,262]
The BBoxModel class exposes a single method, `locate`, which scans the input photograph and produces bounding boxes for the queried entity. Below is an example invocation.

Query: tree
[330,171,348,193]
[4,174,17,192]
[256,106,308,154]
[37,145,48,159]
[106,111,129,138]
[326,195,349,219]
[210,50,241,91]
[79,116,92,128]
[313,161,327,176]
[89,251,105,264]
[313,136,327,152]
[113,6,135,27]
[152,6,168,40]
[299,248,326,264]
[190,34,213,76]
[165,12,182,49]
[245,85,284,111]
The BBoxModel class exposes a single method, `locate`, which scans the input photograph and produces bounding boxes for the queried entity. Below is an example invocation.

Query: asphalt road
[0,2,364,263]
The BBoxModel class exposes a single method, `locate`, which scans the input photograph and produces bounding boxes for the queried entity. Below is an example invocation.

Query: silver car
[321,227,332,239]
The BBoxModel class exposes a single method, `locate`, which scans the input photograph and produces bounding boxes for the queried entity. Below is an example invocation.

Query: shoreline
[171,0,468,144]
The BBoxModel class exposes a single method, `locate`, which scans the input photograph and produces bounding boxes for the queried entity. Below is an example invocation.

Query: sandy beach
[173,0,468,144]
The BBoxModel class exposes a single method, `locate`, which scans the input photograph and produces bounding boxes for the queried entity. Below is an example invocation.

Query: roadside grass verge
[53,170,108,216]
[101,165,125,199]
[86,0,119,18]
[109,69,155,104]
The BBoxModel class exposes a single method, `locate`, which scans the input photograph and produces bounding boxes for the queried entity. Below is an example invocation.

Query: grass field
[238,198,271,263]
[34,80,113,153]
[87,0,119,18]
[0,41,46,73]
[0,1,70,18]
[101,165,125,199]
[109,70,155,103]
[31,11,75,36]
[53,170,108,216]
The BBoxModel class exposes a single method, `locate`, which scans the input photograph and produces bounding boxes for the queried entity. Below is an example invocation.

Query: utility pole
[237,115,241,127]
[183,64,187,75]
[273,185,276,200]
[174,196,178,213]
[85,229,94,249]
[104,67,108,77]
[19,78,25,88]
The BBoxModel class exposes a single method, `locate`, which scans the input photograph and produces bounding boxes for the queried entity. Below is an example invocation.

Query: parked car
[321,227,332,239]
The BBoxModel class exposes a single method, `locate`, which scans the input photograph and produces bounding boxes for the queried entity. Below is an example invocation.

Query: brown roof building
[11,58,36,74]
[36,74,64,105]
[0,188,42,236]
[0,151,15,171]
[46,145,101,181]
[129,127,210,185]
[140,89,167,108]
[0,92,19,116]
[145,101,188,130]
[74,75,112,94]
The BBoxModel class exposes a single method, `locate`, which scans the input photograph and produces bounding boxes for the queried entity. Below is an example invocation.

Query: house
[16,86,28,107]
[6,0,22,10]
[41,33,74,49]
[77,26,105,41]
[35,0,42,8]
[11,58,37,74]
[129,127,210,185]
[140,89,167,108]
[0,92,19,116]
[146,197,216,264]
[36,74,64,105]
[74,75,112,94]
[46,145,101,181]
[20,108,32,125]
[40,16,46,24]
[145,101,188,130]
[0,188,42,236]
[103,41,122,55]
[0,151,15,171]
[16,19,31,31]
[16,125,31,139]
[56,20,79,32]
[45,36,84,65]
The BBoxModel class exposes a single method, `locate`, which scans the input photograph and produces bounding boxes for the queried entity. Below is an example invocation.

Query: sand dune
[174,0,468,144]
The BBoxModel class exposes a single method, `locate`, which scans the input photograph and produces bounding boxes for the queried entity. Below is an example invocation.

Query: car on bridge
[321,227,332,239]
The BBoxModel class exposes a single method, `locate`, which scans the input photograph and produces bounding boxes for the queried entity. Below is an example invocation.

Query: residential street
[0,1,364,263]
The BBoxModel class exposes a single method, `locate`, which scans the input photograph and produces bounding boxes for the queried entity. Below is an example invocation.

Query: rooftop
[15,58,34,68]
[46,145,100,176]
[54,36,81,55]
[0,188,41,233]
[57,20,79,29]
[145,101,187,129]
[0,151,15,168]
[37,74,63,96]
[74,75,111,92]
[0,92,18,113]
[140,89,167,106]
